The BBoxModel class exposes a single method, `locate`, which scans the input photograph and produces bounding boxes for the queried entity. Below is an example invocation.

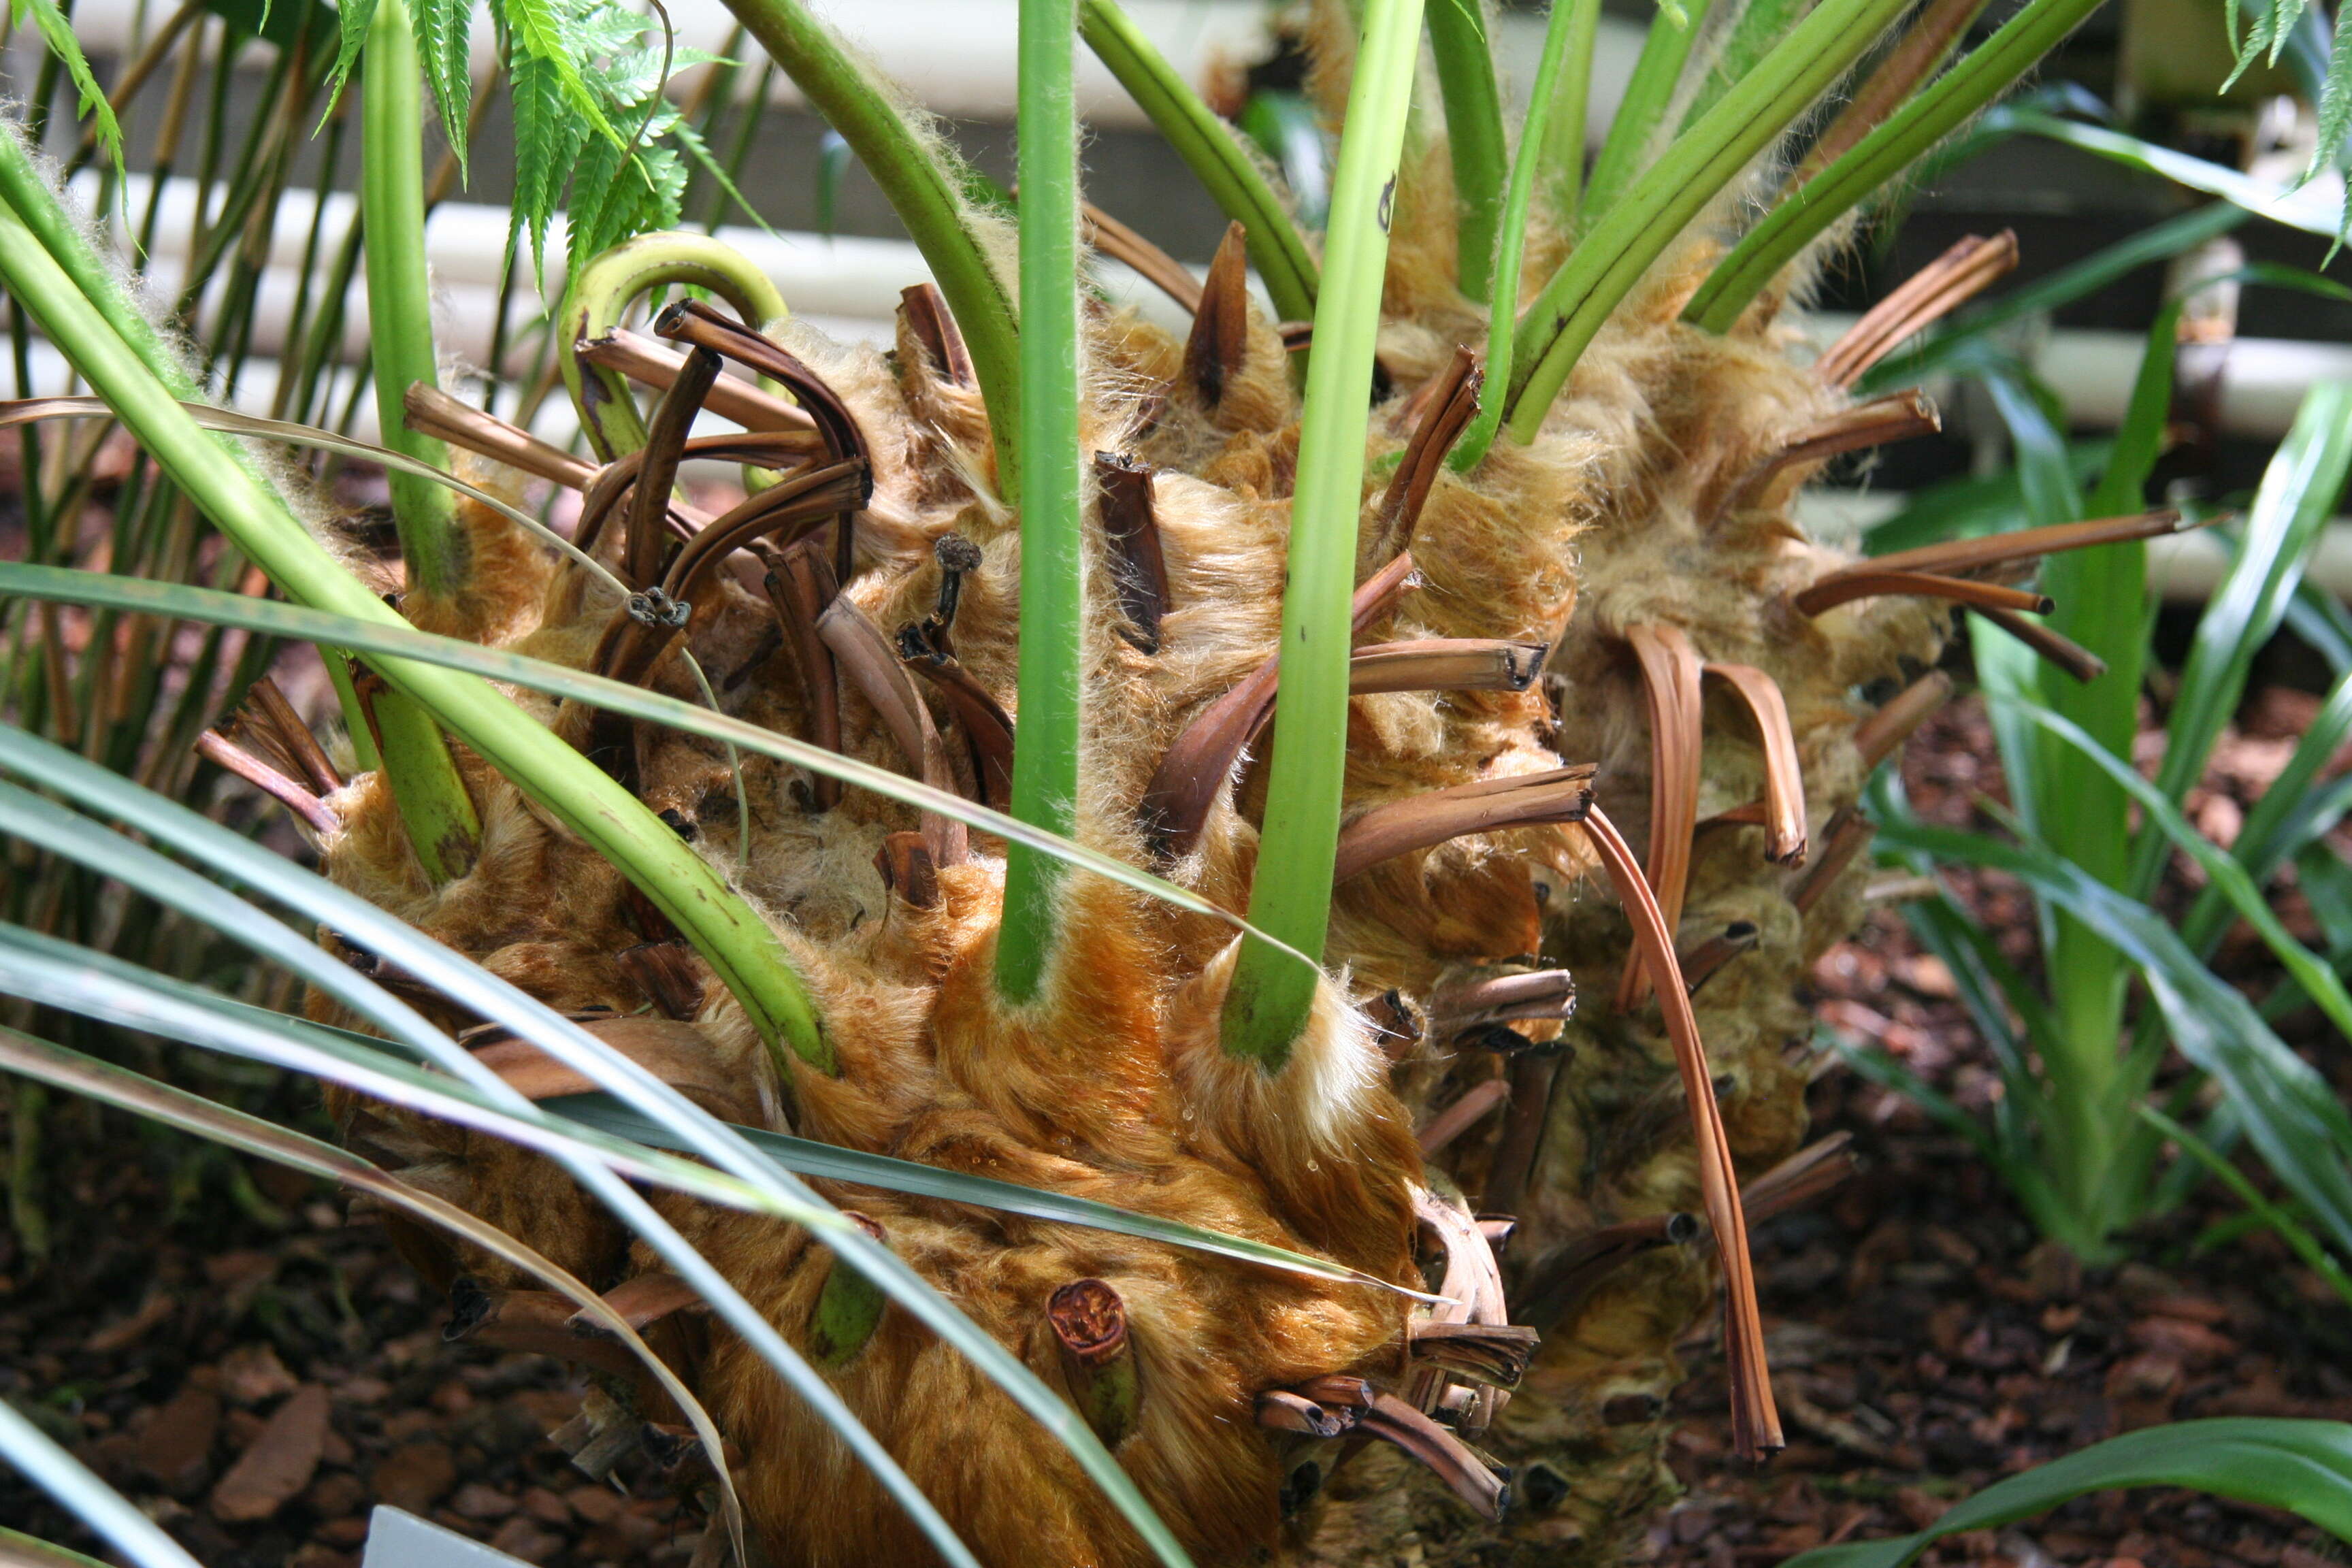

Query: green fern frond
[13,0,123,180]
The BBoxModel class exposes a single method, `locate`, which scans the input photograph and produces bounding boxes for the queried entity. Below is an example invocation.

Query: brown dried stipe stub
[1416,1078,1510,1156]
[575,327,821,438]
[1083,201,1206,314]
[1813,230,2021,386]
[621,346,723,591]
[1716,391,1941,519]
[1183,221,1252,408]
[1976,604,2109,683]
[1795,568,2051,618]
[1678,920,1761,995]
[1095,452,1170,652]
[195,728,338,834]
[1372,346,1484,559]
[753,537,844,811]
[899,282,975,388]
[615,942,705,1021]
[406,382,598,490]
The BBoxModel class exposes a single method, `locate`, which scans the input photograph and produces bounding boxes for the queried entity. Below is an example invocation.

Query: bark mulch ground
[3,691,2349,1568]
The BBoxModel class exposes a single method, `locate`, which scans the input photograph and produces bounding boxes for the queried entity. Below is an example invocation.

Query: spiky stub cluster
[273,60,2159,1568]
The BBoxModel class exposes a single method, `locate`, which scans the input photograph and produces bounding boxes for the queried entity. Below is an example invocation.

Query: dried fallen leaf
[209,1383,330,1522]
[133,1386,220,1495]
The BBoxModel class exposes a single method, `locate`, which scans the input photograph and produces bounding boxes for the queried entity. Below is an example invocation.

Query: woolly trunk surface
[315,115,1954,1568]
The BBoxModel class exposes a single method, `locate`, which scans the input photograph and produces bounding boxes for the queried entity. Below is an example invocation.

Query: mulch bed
[1649,692,2352,1568]
[3,691,2349,1568]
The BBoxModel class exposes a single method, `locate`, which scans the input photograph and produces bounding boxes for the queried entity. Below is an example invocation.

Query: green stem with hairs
[0,189,833,1075]
[1680,0,2108,333]
[1426,0,1506,301]
[1503,0,1913,442]
[1677,0,1810,131]
[558,230,789,462]
[994,0,1083,1002]
[1579,0,1714,223]
[1538,0,1604,225]
[1452,0,1594,472]
[715,0,1021,495]
[361,0,458,596]
[1221,0,1425,1067]
[0,117,388,823]
[1077,0,1320,325]
[357,0,479,882]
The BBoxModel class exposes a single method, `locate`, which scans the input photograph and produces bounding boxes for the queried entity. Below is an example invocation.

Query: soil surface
[3,691,2350,1568]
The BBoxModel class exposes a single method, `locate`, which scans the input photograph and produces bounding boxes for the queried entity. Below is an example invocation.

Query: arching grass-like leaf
[1784,1420,2352,1568]
[0,1400,197,1568]
[1874,813,2352,1262]
[0,749,1191,1568]
[2132,383,2352,894]
[0,1024,757,1555]
[0,570,1320,981]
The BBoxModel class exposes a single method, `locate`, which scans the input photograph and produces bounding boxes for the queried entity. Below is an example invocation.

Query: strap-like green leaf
[1875,814,2352,1262]
[1784,1420,2352,1568]
[0,566,1322,981]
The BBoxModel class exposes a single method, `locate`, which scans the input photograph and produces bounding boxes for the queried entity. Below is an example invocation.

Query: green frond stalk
[1677,0,1808,131]
[995,0,1085,1002]
[1579,0,1716,223]
[1221,0,1425,1068]
[1503,0,1913,442]
[0,187,833,1074]
[1426,0,1506,302]
[1680,0,2109,333]
[360,0,483,880]
[0,130,176,391]
[717,0,1022,494]
[1077,0,1320,325]
[1537,0,1604,225]
[361,0,460,596]
[1452,0,1593,472]
[558,230,789,461]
